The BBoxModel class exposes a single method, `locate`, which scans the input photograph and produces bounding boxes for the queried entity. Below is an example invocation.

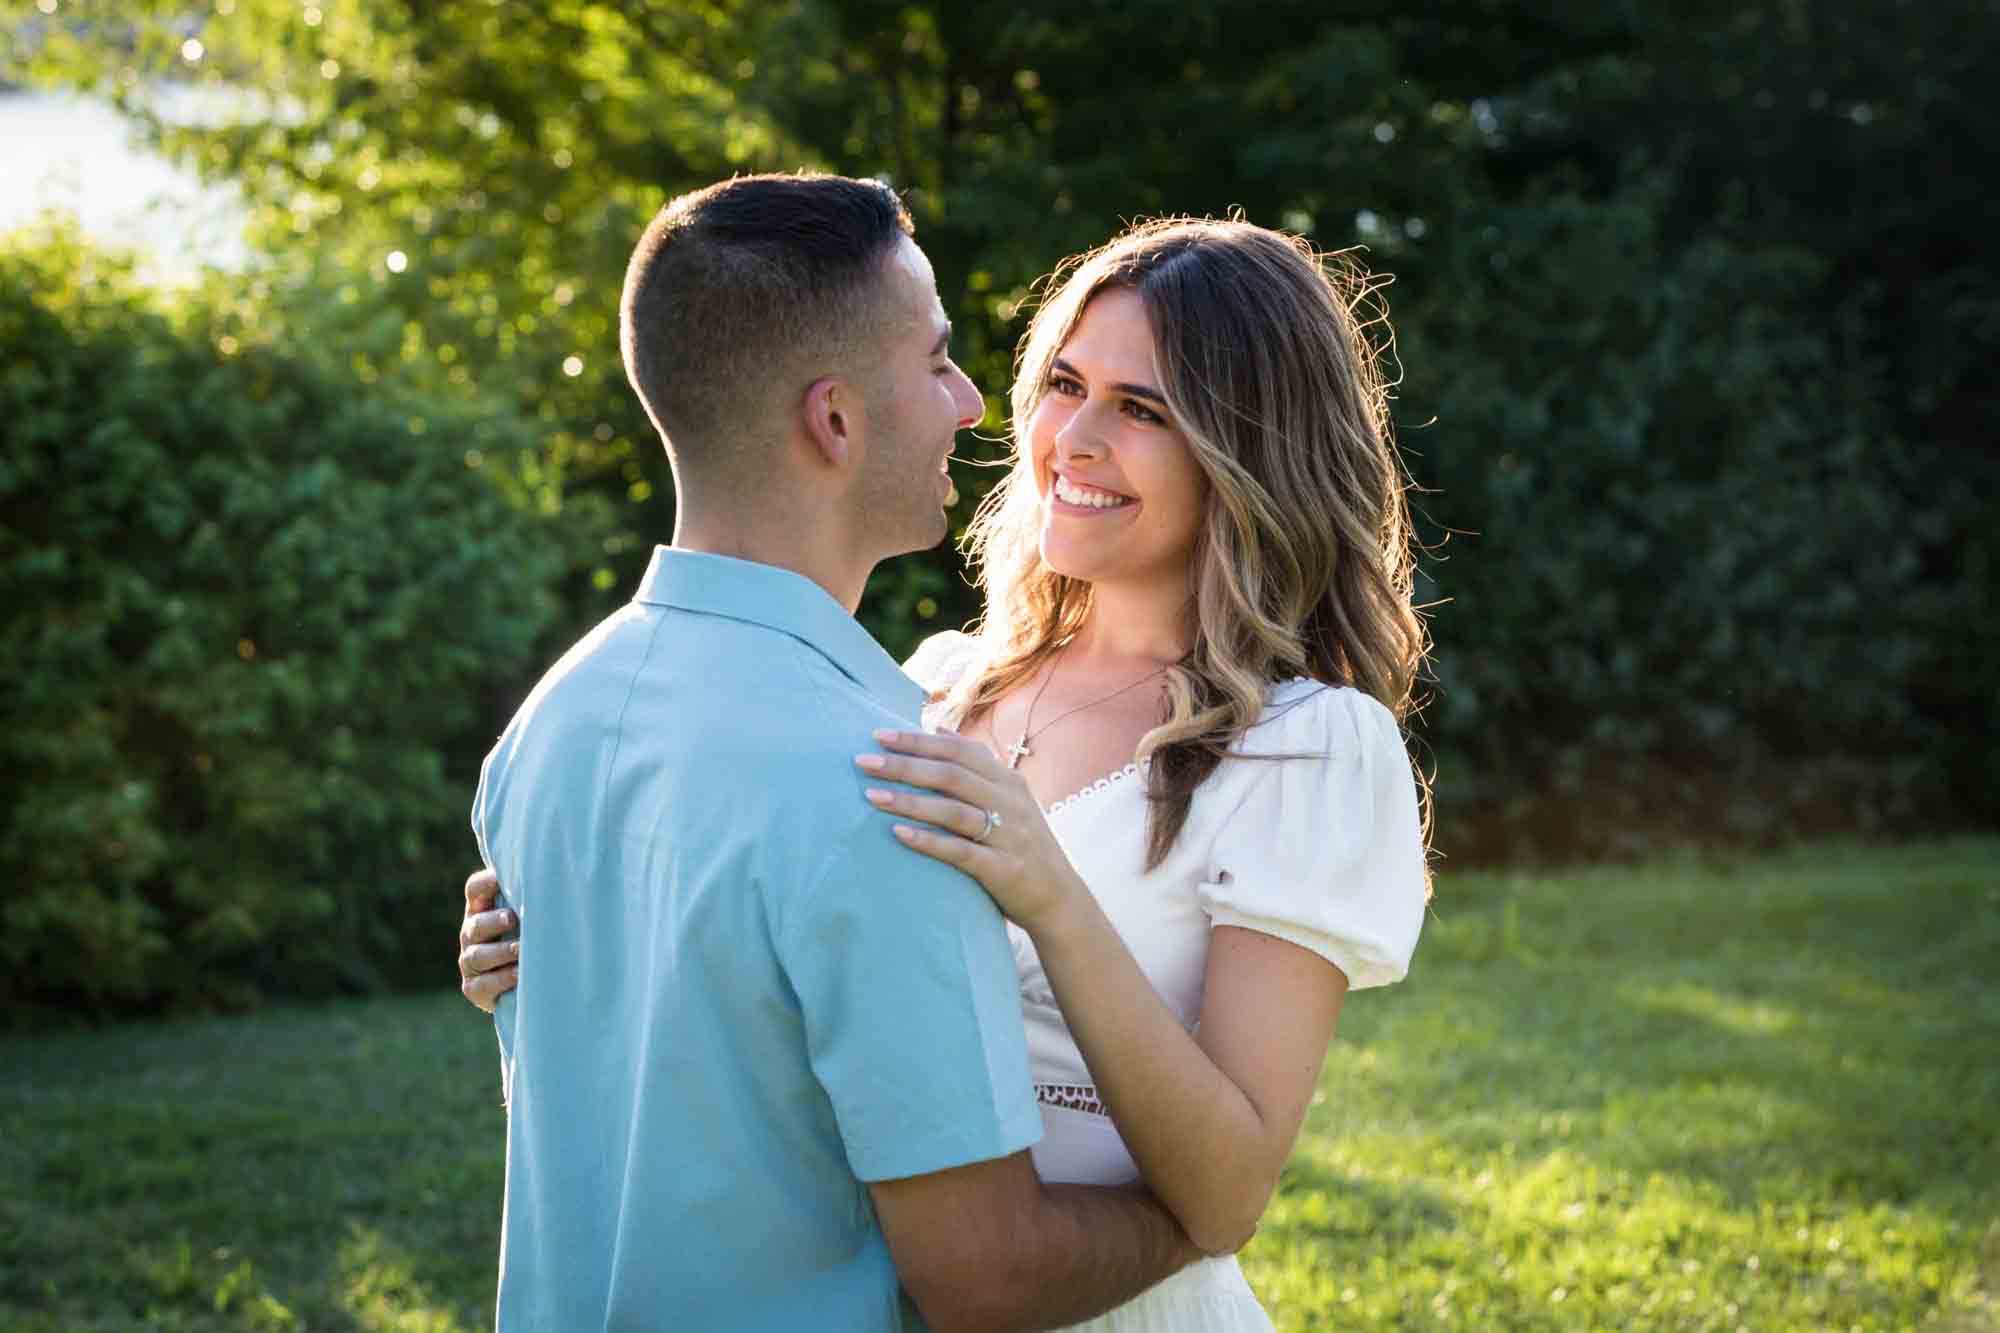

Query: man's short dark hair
[619,172,916,469]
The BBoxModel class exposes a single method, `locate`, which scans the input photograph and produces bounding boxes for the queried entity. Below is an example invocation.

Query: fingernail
[509,940,521,955]
[855,754,885,772]
[873,729,899,743]
[893,824,917,841]
[864,788,892,805]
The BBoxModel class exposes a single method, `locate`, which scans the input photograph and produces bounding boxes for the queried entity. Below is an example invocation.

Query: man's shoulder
[738,650,916,831]
[788,645,921,735]
[620,617,920,824]
[483,603,921,829]
[501,600,674,720]
[525,603,909,726]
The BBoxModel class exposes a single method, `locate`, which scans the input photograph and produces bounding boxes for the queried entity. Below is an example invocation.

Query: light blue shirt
[472,547,1041,1332]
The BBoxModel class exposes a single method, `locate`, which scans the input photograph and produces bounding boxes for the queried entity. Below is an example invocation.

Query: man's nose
[952,367,984,428]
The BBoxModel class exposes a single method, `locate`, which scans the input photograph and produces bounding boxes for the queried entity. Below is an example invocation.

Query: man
[467,173,1199,1330]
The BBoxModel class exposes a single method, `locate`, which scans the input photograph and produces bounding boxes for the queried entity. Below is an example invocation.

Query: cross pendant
[1005,736,1032,769]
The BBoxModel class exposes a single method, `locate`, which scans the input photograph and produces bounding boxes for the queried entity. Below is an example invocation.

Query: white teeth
[1054,475,1133,509]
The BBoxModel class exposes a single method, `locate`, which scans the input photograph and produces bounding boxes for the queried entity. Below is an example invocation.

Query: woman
[460,216,1430,1328]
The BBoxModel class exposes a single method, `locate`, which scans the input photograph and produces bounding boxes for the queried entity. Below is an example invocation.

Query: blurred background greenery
[3,0,1995,1017]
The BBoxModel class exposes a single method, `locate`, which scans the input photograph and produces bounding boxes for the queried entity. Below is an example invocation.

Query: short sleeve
[1199,686,1427,990]
[901,629,980,697]
[777,809,1043,1182]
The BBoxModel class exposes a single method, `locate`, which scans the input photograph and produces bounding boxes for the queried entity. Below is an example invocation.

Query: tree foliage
[0,228,570,1014]
[4,0,1993,1005]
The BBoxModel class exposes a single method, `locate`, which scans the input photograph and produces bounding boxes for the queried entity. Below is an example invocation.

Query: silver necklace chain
[1000,652,1172,770]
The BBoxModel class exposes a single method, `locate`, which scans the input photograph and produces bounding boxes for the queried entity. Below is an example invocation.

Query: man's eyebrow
[931,322,953,357]
[1052,357,1168,406]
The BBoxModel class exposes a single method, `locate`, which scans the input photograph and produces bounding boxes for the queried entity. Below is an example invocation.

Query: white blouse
[907,631,1426,1186]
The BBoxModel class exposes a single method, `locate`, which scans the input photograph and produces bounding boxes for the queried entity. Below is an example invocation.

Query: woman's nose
[1054,407,1106,460]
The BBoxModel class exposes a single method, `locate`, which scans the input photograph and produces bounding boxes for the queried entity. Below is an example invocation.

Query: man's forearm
[978,1181,1202,1330]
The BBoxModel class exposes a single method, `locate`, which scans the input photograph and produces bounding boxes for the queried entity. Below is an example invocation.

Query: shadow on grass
[2,992,506,1330]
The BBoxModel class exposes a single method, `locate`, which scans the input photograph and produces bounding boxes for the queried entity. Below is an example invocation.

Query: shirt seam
[598,606,671,820]
[776,641,877,958]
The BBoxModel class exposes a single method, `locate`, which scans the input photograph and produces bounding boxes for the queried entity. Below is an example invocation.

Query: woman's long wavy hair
[942,216,1431,873]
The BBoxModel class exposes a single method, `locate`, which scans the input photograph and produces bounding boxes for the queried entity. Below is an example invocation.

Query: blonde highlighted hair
[944,216,1430,871]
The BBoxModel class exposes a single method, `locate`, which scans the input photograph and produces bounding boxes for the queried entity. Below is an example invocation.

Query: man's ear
[801,375,856,470]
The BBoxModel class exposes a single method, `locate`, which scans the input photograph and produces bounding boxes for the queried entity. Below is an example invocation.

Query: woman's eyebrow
[1051,357,1167,405]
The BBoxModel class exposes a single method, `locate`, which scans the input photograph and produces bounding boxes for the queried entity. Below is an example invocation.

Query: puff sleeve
[1199,685,1427,990]
[902,629,979,697]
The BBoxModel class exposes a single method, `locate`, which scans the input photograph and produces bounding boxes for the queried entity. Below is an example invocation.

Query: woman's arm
[1031,900,1346,1254]
[459,868,520,1012]
[859,730,1348,1255]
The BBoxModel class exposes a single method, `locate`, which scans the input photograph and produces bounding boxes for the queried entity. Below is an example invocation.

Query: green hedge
[1403,208,2000,861]
[0,233,568,1015]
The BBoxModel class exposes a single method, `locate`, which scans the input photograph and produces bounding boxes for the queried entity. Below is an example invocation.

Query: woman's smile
[1050,469,1137,513]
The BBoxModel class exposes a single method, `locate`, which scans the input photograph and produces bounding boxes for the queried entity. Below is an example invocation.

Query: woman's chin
[1037,533,1105,584]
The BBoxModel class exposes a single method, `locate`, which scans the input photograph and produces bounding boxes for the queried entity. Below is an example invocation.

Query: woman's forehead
[1057,288,1158,379]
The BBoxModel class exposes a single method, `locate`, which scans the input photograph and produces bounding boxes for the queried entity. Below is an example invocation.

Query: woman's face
[1027,288,1208,593]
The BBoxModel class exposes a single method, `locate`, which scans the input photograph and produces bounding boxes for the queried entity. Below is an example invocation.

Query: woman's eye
[1123,399,1164,425]
[1048,373,1084,397]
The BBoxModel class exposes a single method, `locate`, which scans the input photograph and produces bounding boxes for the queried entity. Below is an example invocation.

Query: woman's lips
[1051,472,1136,511]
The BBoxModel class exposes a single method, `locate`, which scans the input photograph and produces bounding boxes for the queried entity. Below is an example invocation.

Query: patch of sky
[0,82,276,280]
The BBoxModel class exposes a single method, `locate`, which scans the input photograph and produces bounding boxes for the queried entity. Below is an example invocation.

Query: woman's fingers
[464,867,500,911]
[873,728,1002,776]
[460,937,521,980]
[861,734,1080,935]
[461,962,519,1014]
[889,820,996,876]
[460,905,517,950]
[459,869,519,1013]
[854,749,983,803]
[862,786,992,841]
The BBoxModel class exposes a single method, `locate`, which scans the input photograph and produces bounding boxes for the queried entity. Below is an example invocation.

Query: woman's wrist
[1023,869,1107,953]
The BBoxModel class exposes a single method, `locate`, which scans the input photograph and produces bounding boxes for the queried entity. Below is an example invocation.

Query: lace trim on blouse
[1044,762,1143,816]
[1035,1082,1108,1117]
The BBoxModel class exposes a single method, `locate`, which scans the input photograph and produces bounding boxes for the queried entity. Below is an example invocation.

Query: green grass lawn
[4,839,1996,1330]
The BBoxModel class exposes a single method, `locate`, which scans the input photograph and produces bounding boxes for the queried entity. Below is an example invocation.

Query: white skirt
[1055,1255,1274,1333]
[1032,1104,1275,1333]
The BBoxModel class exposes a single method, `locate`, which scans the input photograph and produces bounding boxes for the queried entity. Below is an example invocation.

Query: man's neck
[672,505,871,614]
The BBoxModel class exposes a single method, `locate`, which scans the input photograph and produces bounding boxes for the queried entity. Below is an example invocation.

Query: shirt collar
[633,547,923,718]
